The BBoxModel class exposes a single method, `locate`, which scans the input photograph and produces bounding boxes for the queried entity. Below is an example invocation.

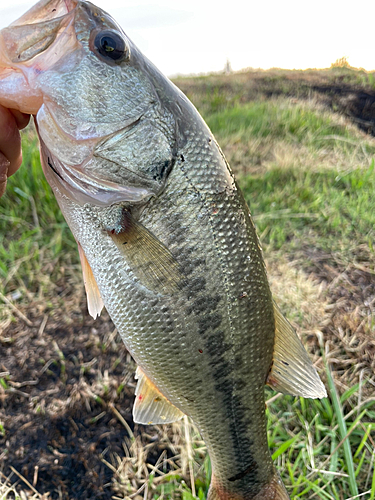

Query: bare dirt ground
[1,69,375,499]
[1,290,184,499]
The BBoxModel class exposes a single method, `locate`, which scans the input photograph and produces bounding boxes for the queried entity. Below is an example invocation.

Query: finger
[0,105,23,177]
[9,108,31,130]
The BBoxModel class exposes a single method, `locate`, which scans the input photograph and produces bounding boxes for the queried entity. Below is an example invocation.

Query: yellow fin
[109,211,183,294]
[266,302,327,399]
[77,242,104,320]
[133,367,185,425]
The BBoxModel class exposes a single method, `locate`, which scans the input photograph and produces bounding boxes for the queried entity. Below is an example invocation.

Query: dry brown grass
[216,97,375,179]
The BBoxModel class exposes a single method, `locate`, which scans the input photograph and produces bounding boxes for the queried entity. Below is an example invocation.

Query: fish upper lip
[8,0,79,28]
[0,4,79,67]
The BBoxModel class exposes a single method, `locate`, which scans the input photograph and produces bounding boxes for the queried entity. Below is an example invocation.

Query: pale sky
[0,0,374,76]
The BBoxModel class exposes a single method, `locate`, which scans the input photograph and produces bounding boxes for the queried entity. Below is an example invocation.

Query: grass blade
[325,363,359,497]
[272,435,299,460]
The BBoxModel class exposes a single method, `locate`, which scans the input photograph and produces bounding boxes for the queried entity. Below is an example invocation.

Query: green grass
[239,163,375,251]
[206,101,374,149]
[266,380,373,499]
[328,65,375,91]
[0,131,77,303]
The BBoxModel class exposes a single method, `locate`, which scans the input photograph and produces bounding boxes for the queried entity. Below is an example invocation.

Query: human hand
[0,106,31,198]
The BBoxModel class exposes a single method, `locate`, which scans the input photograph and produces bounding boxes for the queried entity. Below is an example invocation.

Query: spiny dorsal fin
[108,210,184,295]
[266,302,327,399]
[77,242,104,320]
[134,366,185,425]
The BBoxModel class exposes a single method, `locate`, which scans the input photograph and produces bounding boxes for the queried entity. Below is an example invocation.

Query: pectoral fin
[108,210,183,294]
[133,367,185,425]
[267,302,327,399]
[77,242,104,320]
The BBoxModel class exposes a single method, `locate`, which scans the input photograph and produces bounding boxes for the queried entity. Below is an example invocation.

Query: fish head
[0,0,189,206]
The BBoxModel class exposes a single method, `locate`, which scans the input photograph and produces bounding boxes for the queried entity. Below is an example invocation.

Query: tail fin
[207,473,290,500]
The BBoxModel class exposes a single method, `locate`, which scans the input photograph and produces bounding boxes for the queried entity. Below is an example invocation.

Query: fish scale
[0,1,326,497]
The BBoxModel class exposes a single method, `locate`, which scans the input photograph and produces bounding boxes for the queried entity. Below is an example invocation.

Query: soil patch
[0,300,176,499]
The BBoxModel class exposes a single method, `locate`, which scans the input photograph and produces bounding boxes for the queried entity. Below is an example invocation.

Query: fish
[0,1,327,498]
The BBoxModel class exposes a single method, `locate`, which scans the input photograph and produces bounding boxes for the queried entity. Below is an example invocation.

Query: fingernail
[0,151,10,172]
[0,153,10,198]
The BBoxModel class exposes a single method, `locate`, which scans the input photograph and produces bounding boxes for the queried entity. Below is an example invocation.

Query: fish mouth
[0,0,79,114]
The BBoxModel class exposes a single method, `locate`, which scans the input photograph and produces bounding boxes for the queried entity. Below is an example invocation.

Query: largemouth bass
[0,1,326,498]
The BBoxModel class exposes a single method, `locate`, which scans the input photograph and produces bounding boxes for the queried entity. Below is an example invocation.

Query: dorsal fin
[77,242,104,320]
[133,366,185,425]
[266,302,327,399]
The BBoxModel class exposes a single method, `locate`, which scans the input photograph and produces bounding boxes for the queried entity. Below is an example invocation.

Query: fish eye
[94,30,129,62]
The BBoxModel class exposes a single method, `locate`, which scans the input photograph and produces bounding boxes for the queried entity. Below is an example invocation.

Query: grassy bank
[1,69,375,499]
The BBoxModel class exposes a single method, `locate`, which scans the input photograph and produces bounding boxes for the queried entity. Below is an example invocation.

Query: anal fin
[266,301,327,399]
[134,366,185,425]
[77,242,104,320]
